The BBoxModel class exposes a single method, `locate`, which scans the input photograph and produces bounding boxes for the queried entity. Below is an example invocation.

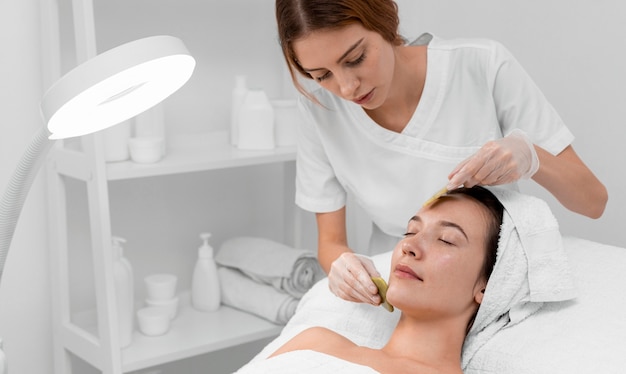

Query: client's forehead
[417,195,489,234]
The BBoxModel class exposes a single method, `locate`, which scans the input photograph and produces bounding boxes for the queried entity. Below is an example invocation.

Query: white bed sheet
[239,236,626,373]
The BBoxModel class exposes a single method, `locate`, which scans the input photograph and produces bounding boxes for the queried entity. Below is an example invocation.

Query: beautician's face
[386,195,489,318]
[292,23,396,110]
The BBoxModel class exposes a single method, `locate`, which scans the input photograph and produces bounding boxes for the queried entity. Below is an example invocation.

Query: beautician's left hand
[447,129,539,189]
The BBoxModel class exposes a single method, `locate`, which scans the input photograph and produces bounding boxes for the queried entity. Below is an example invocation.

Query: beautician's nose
[336,70,359,98]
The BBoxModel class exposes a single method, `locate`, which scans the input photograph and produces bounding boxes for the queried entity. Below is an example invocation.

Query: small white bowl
[144,273,178,301]
[137,307,171,336]
[145,296,179,320]
[128,136,164,164]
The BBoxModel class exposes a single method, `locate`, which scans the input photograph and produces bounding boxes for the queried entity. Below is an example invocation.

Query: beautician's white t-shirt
[295,35,573,249]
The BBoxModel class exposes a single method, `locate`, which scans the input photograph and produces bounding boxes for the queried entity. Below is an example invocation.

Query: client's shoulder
[269,327,356,358]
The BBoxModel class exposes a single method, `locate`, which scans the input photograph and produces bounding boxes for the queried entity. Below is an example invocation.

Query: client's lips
[394,264,423,281]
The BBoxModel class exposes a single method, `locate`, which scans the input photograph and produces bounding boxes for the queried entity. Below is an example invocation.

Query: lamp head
[40,35,196,140]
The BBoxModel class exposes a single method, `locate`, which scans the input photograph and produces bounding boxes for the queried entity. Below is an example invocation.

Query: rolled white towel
[462,187,577,369]
[216,237,325,298]
[218,266,299,325]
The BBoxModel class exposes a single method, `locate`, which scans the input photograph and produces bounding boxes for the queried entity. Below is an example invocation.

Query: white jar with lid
[237,89,275,150]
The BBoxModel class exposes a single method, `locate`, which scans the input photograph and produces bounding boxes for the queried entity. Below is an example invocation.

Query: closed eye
[346,53,365,67]
[315,71,332,82]
[439,238,455,246]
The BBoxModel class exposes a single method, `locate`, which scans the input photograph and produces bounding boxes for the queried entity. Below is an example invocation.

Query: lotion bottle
[112,236,134,348]
[103,119,131,162]
[230,75,247,146]
[191,233,221,312]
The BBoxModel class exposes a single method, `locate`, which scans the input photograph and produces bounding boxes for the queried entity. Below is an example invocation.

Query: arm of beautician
[447,129,607,218]
[328,252,382,305]
[317,208,382,305]
[447,129,539,190]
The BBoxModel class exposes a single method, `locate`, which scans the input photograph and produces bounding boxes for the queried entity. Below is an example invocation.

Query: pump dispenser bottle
[191,233,221,312]
[112,236,134,348]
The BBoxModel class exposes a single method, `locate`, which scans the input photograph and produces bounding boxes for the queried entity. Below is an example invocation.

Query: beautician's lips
[353,89,374,105]
[394,264,423,281]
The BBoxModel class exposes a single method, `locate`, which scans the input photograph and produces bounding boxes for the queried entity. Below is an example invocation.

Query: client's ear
[474,279,486,305]
[475,288,485,304]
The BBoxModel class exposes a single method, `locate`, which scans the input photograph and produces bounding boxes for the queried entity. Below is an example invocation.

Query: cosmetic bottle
[237,89,275,150]
[191,233,221,312]
[112,236,134,347]
[103,120,131,162]
[134,103,166,156]
[230,75,247,146]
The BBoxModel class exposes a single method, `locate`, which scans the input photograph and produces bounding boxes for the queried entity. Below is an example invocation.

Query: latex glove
[328,252,382,305]
[447,129,539,190]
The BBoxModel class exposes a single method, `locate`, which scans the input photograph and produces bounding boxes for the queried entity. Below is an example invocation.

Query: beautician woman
[275,0,607,305]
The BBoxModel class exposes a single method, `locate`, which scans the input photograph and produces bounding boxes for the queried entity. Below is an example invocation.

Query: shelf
[105,131,297,181]
[124,293,282,371]
[75,291,283,372]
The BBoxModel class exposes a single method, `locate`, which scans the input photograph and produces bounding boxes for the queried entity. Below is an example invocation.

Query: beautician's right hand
[328,252,382,305]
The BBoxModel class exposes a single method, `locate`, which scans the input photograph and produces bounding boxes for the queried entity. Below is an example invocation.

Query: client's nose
[401,240,423,259]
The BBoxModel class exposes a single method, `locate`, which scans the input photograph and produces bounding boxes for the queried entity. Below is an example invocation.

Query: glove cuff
[509,129,540,179]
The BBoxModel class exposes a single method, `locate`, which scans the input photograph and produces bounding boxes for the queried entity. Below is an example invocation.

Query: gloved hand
[328,252,382,305]
[447,129,539,190]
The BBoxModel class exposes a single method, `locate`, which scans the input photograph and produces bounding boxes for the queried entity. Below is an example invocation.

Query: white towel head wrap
[462,187,577,368]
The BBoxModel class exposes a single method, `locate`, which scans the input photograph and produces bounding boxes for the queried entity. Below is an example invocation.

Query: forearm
[318,240,352,274]
[532,145,607,218]
[316,208,352,274]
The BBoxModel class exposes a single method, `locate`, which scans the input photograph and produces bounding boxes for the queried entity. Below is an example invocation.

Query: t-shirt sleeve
[294,96,347,213]
[488,41,574,155]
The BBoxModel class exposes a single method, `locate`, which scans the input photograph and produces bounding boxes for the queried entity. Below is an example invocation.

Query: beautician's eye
[315,71,332,82]
[346,53,366,67]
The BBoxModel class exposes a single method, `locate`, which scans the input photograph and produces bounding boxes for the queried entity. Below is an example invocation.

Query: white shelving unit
[48,133,295,373]
[43,1,300,373]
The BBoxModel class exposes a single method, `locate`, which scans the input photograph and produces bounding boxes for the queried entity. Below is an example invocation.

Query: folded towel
[462,187,577,369]
[218,267,299,324]
[216,237,325,298]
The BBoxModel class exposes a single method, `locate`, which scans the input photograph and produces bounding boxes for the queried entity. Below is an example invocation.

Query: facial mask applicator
[371,277,394,312]
[422,185,449,207]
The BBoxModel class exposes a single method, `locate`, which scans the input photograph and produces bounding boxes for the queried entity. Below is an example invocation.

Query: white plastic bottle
[112,236,134,348]
[191,233,221,312]
[103,120,131,162]
[237,89,275,150]
[230,75,247,147]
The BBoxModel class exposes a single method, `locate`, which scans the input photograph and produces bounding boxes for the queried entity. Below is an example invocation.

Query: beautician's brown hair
[275,0,404,100]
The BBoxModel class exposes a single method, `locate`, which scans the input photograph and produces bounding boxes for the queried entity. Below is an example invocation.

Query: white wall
[0,0,53,373]
[396,0,626,247]
[0,1,624,373]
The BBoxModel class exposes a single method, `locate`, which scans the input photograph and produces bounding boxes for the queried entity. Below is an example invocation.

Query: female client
[267,186,504,374]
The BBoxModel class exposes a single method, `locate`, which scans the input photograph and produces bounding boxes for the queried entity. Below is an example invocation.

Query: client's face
[386,194,489,319]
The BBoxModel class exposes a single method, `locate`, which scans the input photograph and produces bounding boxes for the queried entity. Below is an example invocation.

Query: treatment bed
[236,235,626,373]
